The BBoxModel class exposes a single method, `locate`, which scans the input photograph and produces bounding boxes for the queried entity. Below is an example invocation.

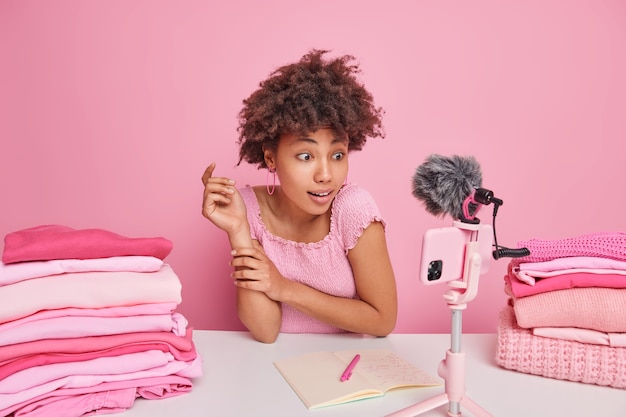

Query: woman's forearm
[278,279,396,337]
[228,228,282,343]
[237,288,282,343]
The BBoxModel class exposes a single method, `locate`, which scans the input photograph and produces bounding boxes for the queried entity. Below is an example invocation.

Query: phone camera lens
[428,260,443,281]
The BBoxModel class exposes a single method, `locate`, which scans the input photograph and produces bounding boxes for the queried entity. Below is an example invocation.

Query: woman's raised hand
[201,163,247,235]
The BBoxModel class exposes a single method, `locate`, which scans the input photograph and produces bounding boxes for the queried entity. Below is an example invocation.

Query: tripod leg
[385,393,449,417]
[458,396,493,417]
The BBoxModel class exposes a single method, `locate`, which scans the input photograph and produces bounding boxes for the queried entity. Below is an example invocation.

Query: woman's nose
[314,161,332,183]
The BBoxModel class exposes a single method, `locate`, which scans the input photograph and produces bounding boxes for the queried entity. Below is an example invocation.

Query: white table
[122,330,626,416]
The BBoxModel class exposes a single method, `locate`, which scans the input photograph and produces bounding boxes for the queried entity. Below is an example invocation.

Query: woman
[202,49,397,343]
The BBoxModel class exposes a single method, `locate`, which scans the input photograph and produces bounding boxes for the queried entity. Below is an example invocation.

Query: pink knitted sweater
[240,184,385,334]
[513,231,626,265]
[496,305,626,389]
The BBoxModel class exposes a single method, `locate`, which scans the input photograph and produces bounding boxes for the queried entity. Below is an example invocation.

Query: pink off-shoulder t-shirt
[239,184,386,334]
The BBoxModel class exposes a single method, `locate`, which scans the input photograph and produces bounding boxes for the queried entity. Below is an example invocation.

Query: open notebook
[274,349,441,409]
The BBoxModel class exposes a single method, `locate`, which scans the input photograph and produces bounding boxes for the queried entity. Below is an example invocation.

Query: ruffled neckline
[247,185,345,250]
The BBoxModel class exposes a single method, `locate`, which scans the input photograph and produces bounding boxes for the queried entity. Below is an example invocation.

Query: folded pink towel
[504,283,626,332]
[513,231,626,265]
[496,305,626,389]
[2,225,173,264]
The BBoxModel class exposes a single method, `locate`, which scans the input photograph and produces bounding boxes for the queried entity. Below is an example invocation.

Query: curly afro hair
[237,49,385,169]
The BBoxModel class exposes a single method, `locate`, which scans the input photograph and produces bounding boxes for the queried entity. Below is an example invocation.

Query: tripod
[386,221,493,417]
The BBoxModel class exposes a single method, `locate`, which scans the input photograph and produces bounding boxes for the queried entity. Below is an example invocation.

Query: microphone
[411,154,483,222]
[411,154,530,259]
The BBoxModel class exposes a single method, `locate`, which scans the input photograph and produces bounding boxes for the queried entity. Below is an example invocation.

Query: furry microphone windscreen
[411,154,483,221]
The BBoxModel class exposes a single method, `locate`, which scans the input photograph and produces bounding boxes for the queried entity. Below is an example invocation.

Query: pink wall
[1,0,625,333]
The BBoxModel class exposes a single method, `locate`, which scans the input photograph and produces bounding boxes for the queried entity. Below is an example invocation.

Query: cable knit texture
[240,184,385,334]
[512,231,626,265]
[496,305,626,389]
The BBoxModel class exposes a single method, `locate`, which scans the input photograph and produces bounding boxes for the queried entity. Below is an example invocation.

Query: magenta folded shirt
[0,330,197,381]
[505,269,626,298]
[0,328,195,365]
[2,225,173,264]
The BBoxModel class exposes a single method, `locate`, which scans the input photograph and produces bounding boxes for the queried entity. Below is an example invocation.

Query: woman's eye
[297,153,311,161]
[332,152,345,160]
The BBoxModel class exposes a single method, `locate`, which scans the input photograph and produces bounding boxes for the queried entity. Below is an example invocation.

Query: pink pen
[340,354,361,382]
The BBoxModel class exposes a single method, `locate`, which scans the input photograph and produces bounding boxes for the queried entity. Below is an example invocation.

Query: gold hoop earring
[266,168,276,195]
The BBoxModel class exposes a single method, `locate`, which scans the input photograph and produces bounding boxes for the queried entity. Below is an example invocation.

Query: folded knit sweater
[496,305,626,389]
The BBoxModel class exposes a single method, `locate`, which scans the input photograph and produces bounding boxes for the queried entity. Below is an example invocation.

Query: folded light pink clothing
[0,329,195,364]
[15,388,136,417]
[0,265,181,324]
[519,256,626,272]
[5,375,192,417]
[0,355,201,412]
[505,284,626,332]
[0,312,187,347]
[512,231,626,265]
[0,350,174,394]
[0,256,164,287]
[0,332,197,381]
[532,327,626,347]
[505,269,626,298]
[0,302,177,332]
[2,225,173,264]
[496,305,626,389]
[513,256,626,285]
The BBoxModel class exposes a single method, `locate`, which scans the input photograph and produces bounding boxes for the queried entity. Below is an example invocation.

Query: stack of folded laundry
[0,225,202,417]
[495,231,626,389]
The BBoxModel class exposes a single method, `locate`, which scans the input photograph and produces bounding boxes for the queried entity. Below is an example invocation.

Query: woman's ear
[263,148,276,171]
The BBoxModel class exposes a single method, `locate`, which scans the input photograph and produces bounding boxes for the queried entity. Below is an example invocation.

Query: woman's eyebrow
[293,136,347,145]
[293,137,317,145]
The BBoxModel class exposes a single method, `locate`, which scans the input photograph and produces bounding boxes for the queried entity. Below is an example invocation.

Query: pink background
[1,0,625,333]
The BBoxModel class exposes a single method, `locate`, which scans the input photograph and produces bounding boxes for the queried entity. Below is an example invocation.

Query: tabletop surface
[120,330,626,417]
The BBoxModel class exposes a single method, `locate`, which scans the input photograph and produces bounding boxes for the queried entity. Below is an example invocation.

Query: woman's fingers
[201,163,216,185]
[230,251,262,269]
[202,163,236,187]
[231,246,265,262]
[203,182,235,200]
[230,245,268,282]
[201,163,237,218]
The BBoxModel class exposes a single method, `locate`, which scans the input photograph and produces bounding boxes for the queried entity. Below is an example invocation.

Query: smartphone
[419,224,493,286]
